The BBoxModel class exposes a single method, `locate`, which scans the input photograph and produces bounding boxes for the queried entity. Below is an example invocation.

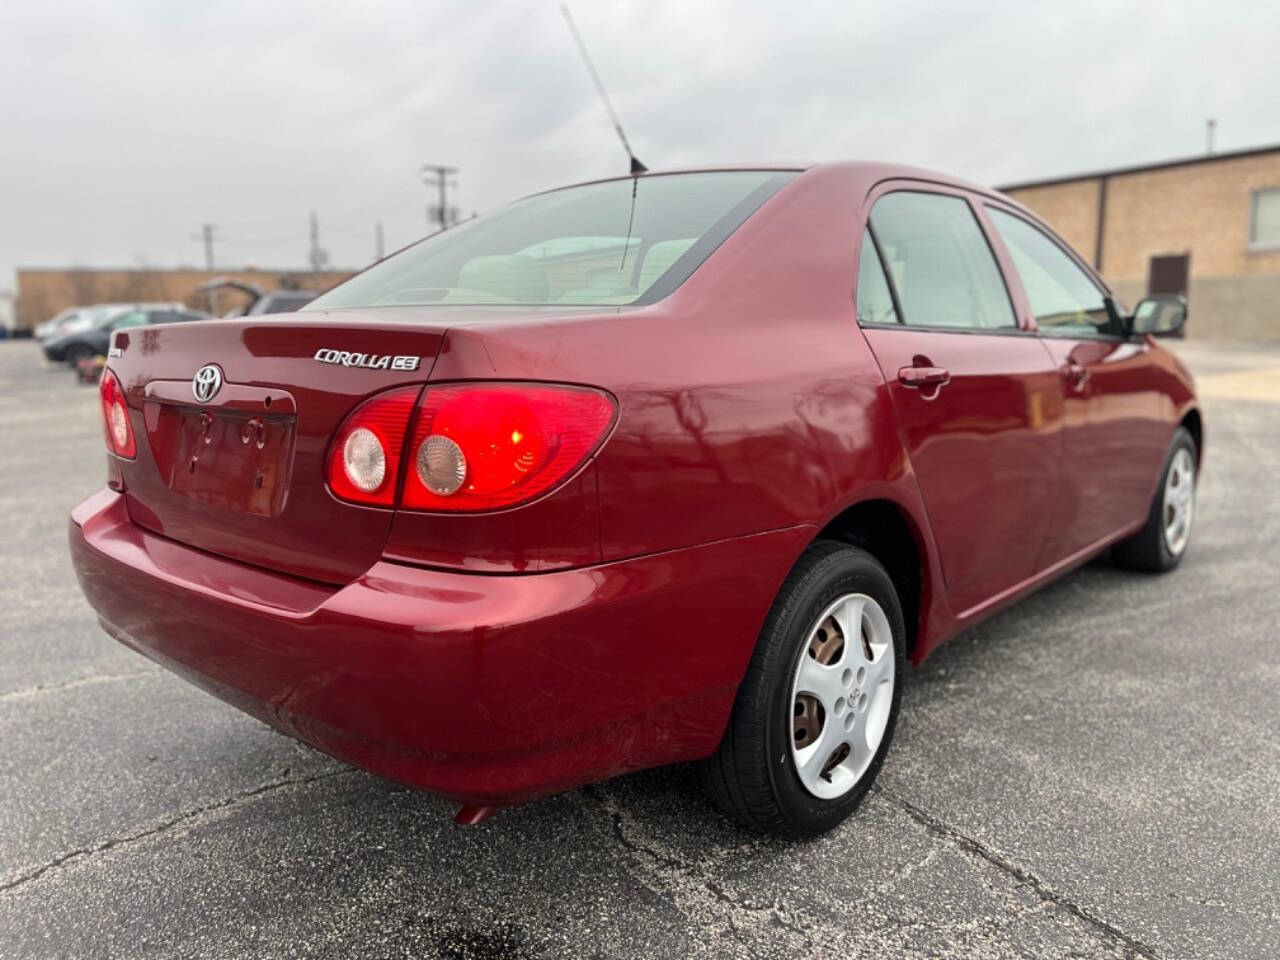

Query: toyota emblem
[192,364,223,403]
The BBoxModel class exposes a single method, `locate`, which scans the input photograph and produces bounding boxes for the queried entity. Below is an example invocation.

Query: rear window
[309,171,794,310]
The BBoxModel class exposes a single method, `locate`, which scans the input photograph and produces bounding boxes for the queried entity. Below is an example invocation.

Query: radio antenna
[559,5,647,174]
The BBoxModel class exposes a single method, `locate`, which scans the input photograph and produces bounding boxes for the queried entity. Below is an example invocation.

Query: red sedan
[71,164,1200,836]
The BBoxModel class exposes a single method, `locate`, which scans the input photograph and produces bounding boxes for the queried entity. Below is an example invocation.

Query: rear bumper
[70,489,808,804]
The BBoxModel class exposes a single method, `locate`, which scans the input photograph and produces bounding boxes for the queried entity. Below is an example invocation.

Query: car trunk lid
[108,313,446,584]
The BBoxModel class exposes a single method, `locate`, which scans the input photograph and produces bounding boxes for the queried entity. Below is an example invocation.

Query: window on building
[1251,188,1280,248]
[986,207,1119,337]
[868,192,1016,330]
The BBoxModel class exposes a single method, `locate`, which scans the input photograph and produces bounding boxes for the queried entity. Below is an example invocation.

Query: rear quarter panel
[429,166,924,560]
[429,167,950,661]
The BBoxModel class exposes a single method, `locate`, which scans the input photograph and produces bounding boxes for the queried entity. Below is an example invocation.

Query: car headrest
[456,255,550,303]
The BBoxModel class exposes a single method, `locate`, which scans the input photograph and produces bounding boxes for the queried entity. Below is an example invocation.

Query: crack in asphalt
[0,669,158,703]
[582,783,1159,957]
[580,785,816,954]
[879,789,1161,960]
[0,768,354,895]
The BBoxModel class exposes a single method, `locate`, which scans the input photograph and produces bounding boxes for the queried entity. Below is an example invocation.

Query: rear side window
[309,171,794,310]
[869,192,1016,330]
[856,230,898,325]
[986,207,1117,336]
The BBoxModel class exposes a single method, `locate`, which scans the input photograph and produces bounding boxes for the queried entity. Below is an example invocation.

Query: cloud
[1,0,1278,288]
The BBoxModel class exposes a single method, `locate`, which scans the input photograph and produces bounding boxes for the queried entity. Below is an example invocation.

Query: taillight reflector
[99,369,136,459]
[326,387,419,506]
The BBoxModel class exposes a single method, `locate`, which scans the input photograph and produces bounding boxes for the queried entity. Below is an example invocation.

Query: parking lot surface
[1,339,1277,959]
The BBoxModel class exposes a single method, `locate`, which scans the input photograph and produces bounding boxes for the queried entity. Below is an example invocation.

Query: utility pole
[1206,118,1217,155]
[421,164,459,233]
[192,223,219,271]
[191,223,221,314]
[375,221,385,261]
[307,211,329,275]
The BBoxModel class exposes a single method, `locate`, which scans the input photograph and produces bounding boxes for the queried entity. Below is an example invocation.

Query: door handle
[898,365,951,388]
[1062,362,1091,390]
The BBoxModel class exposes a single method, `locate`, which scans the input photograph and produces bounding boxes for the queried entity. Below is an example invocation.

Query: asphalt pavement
[0,338,1276,959]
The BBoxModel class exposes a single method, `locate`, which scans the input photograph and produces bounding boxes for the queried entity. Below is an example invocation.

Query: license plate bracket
[153,405,296,517]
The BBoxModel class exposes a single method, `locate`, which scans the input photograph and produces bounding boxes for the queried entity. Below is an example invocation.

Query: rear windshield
[309,171,794,310]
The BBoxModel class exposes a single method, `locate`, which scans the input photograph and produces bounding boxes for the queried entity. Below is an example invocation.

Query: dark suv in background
[195,277,318,317]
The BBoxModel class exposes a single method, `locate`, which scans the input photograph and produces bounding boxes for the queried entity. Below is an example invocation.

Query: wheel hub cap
[1163,448,1195,556]
[789,593,895,800]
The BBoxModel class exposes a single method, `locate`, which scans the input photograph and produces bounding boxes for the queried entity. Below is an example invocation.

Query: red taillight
[326,383,615,511]
[401,384,615,511]
[99,369,136,459]
[326,387,419,506]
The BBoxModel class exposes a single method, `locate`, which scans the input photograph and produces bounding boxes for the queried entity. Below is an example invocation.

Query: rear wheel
[1114,426,1197,572]
[701,541,905,837]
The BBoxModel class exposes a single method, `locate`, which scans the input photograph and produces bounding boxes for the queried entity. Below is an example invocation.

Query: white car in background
[35,302,182,342]
[35,305,126,341]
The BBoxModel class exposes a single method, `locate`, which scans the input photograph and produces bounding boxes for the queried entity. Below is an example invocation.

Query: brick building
[1001,143,1280,340]
[14,266,356,330]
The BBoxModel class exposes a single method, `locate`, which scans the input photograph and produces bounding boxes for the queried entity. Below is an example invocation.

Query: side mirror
[1131,294,1187,337]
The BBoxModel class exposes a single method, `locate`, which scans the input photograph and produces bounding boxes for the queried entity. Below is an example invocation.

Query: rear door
[982,203,1169,562]
[857,187,1065,616]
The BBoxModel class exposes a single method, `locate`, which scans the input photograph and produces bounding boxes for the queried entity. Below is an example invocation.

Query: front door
[983,204,1169,563]
[857,190,1065,616]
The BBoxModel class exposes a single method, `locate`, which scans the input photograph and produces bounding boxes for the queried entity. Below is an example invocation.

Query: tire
[701,540,905,837]
[1114,426,1198,573]
[63,344,93,367]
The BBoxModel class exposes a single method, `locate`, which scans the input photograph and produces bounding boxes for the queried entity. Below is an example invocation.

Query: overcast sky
[2,0,1278,290]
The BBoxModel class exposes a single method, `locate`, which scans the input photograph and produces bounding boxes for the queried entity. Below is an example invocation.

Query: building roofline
[997,141,1280,192]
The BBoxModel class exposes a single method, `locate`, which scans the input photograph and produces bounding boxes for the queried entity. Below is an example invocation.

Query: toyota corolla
[70,163,1201,836]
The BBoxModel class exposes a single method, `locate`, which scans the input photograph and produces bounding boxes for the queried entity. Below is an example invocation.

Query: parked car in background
[251,289,317,314]
[35,302,186,343]
[196,277,318,317]
[71,163,1200,837]
[43,305,210,365]
[35,304,130,342]
[35,307,93,341]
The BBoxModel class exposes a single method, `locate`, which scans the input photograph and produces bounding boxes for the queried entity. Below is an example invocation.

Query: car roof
[546,161,1008,204]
